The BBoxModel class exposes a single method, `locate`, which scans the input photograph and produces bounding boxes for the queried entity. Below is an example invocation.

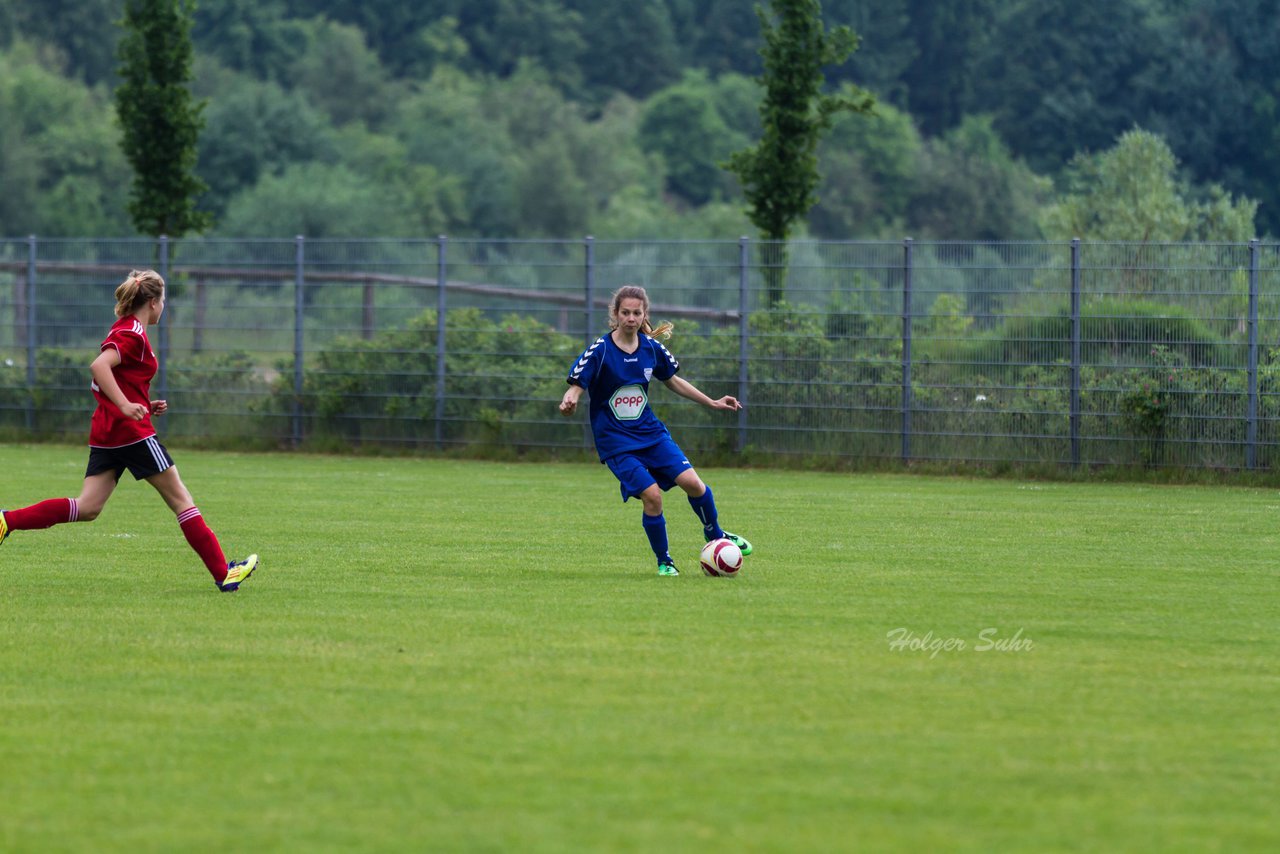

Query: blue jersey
[568,332,680,461]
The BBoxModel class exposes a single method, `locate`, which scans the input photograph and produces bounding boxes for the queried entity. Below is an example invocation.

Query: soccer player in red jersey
[0,270,259,591]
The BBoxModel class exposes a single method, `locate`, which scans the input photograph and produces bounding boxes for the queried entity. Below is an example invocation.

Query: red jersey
[89,316,158,448]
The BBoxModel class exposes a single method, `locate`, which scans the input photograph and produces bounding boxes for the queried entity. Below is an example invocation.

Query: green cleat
[0,511,8,546]
[657,558,680,577]
[219,554,259,592]
[718,531,752,556]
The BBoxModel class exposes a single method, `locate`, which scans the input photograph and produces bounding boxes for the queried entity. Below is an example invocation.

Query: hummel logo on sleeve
[570,336,607,380]
[655,341,679,370]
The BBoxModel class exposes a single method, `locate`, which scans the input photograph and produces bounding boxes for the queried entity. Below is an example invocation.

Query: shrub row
[1,299,1275,470]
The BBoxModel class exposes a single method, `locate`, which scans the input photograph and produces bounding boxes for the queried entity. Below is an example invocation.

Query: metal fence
[2,236,1279,471]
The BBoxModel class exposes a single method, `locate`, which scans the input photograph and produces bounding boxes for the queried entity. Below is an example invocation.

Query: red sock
[177,507,228,583]
[5,498,77,530]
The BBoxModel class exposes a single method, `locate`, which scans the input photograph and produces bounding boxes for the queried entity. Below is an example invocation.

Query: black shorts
[86,437,175,482]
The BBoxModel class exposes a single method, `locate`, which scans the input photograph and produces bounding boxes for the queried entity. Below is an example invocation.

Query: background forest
[0,0,1273,241]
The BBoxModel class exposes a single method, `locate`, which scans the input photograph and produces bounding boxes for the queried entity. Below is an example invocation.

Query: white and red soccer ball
[700,538,743,577]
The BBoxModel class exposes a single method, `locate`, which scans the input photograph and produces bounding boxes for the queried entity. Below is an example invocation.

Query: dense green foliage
[177,293,1270,470]
[115,0,212,237]
[0,0,1272,238]
[725,0,873,243]
[0,43,131,236]
[1041,129,1257,242]
[725,0,874,303]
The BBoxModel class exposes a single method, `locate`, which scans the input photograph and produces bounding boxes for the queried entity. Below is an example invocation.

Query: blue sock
[688,486,724,541]
[642,512,670,563]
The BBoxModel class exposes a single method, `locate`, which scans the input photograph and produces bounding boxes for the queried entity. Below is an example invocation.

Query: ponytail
[114,269,165,318]
[646,319,674,340]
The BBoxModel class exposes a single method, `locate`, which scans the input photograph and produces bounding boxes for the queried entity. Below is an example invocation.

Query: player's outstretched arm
[663,376,741,412]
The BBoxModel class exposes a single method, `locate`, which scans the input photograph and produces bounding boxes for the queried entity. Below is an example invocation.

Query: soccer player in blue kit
[559,285,752,576]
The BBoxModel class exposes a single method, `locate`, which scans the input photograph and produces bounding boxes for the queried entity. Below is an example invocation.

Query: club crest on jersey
[644,368,653,381]
[609,384,647,420]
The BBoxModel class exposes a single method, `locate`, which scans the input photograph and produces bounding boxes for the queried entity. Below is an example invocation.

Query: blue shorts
[604,437,694,502]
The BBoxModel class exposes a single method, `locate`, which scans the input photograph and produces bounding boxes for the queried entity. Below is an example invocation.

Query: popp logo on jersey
[609,384,648,420]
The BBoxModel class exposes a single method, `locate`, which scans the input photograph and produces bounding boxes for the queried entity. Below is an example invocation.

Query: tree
[284,17,399,128]
[709,72,763,141]
[193,0,309,82]
[2,0,121,85]
[392,67,524,235]
[281,0,450,77]
[0,41,131,236]
[196,74,339,219]
[725,0,873,304]
[461,0,586,93]
[566,0,680,100]
[899,0,996,134]
[973,0,1160,174]
[639,72,745,206]
[217,162,423,237]
[684,0,766,78]
[514,141,592,236]
[1133,0,1280,237]
[823,0,916,103]
[1040,128,1256,242]
[809,101,921,238]
[906,115,1051,240]
[115,0,212,238]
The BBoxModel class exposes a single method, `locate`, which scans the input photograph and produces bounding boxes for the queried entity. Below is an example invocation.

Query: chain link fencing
[2,236,1278,471]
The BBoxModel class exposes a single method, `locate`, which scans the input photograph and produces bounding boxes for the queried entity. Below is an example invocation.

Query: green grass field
[0,445,1276,852]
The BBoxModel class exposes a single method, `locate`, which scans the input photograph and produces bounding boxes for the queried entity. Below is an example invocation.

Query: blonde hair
[114,269,165,318]
[609,285,672,340]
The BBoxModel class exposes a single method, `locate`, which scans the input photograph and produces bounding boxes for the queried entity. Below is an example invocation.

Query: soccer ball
[700,538,743,577]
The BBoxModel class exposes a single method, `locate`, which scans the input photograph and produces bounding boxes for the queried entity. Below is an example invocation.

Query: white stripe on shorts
[145,436,170,474]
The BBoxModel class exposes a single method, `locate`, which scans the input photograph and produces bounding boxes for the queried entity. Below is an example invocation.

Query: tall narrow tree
[115,0,212,238]
[726,0,873,304]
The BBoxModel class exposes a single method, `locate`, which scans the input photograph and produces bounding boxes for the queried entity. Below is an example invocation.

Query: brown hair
[608,285,673,340]
[114,269,165,318]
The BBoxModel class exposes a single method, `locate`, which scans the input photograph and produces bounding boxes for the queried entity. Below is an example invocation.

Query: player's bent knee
[677,471,706,496]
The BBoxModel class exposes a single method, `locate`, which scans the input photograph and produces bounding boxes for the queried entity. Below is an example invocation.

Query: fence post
[363,279,376,341]
[157,235,169,434]
[1247,238,1260,470]
[584,236,595,339]
[738,236,750,453]
[435,235,448,450]
[25,235,36,432]
[193,276,206,354]
[293,235,305,448]
[583,236,595,451]
[901,238,913,464]
[1070,238,1082,468]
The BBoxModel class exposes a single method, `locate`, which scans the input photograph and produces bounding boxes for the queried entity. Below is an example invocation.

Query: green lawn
[0,445,1276,852]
